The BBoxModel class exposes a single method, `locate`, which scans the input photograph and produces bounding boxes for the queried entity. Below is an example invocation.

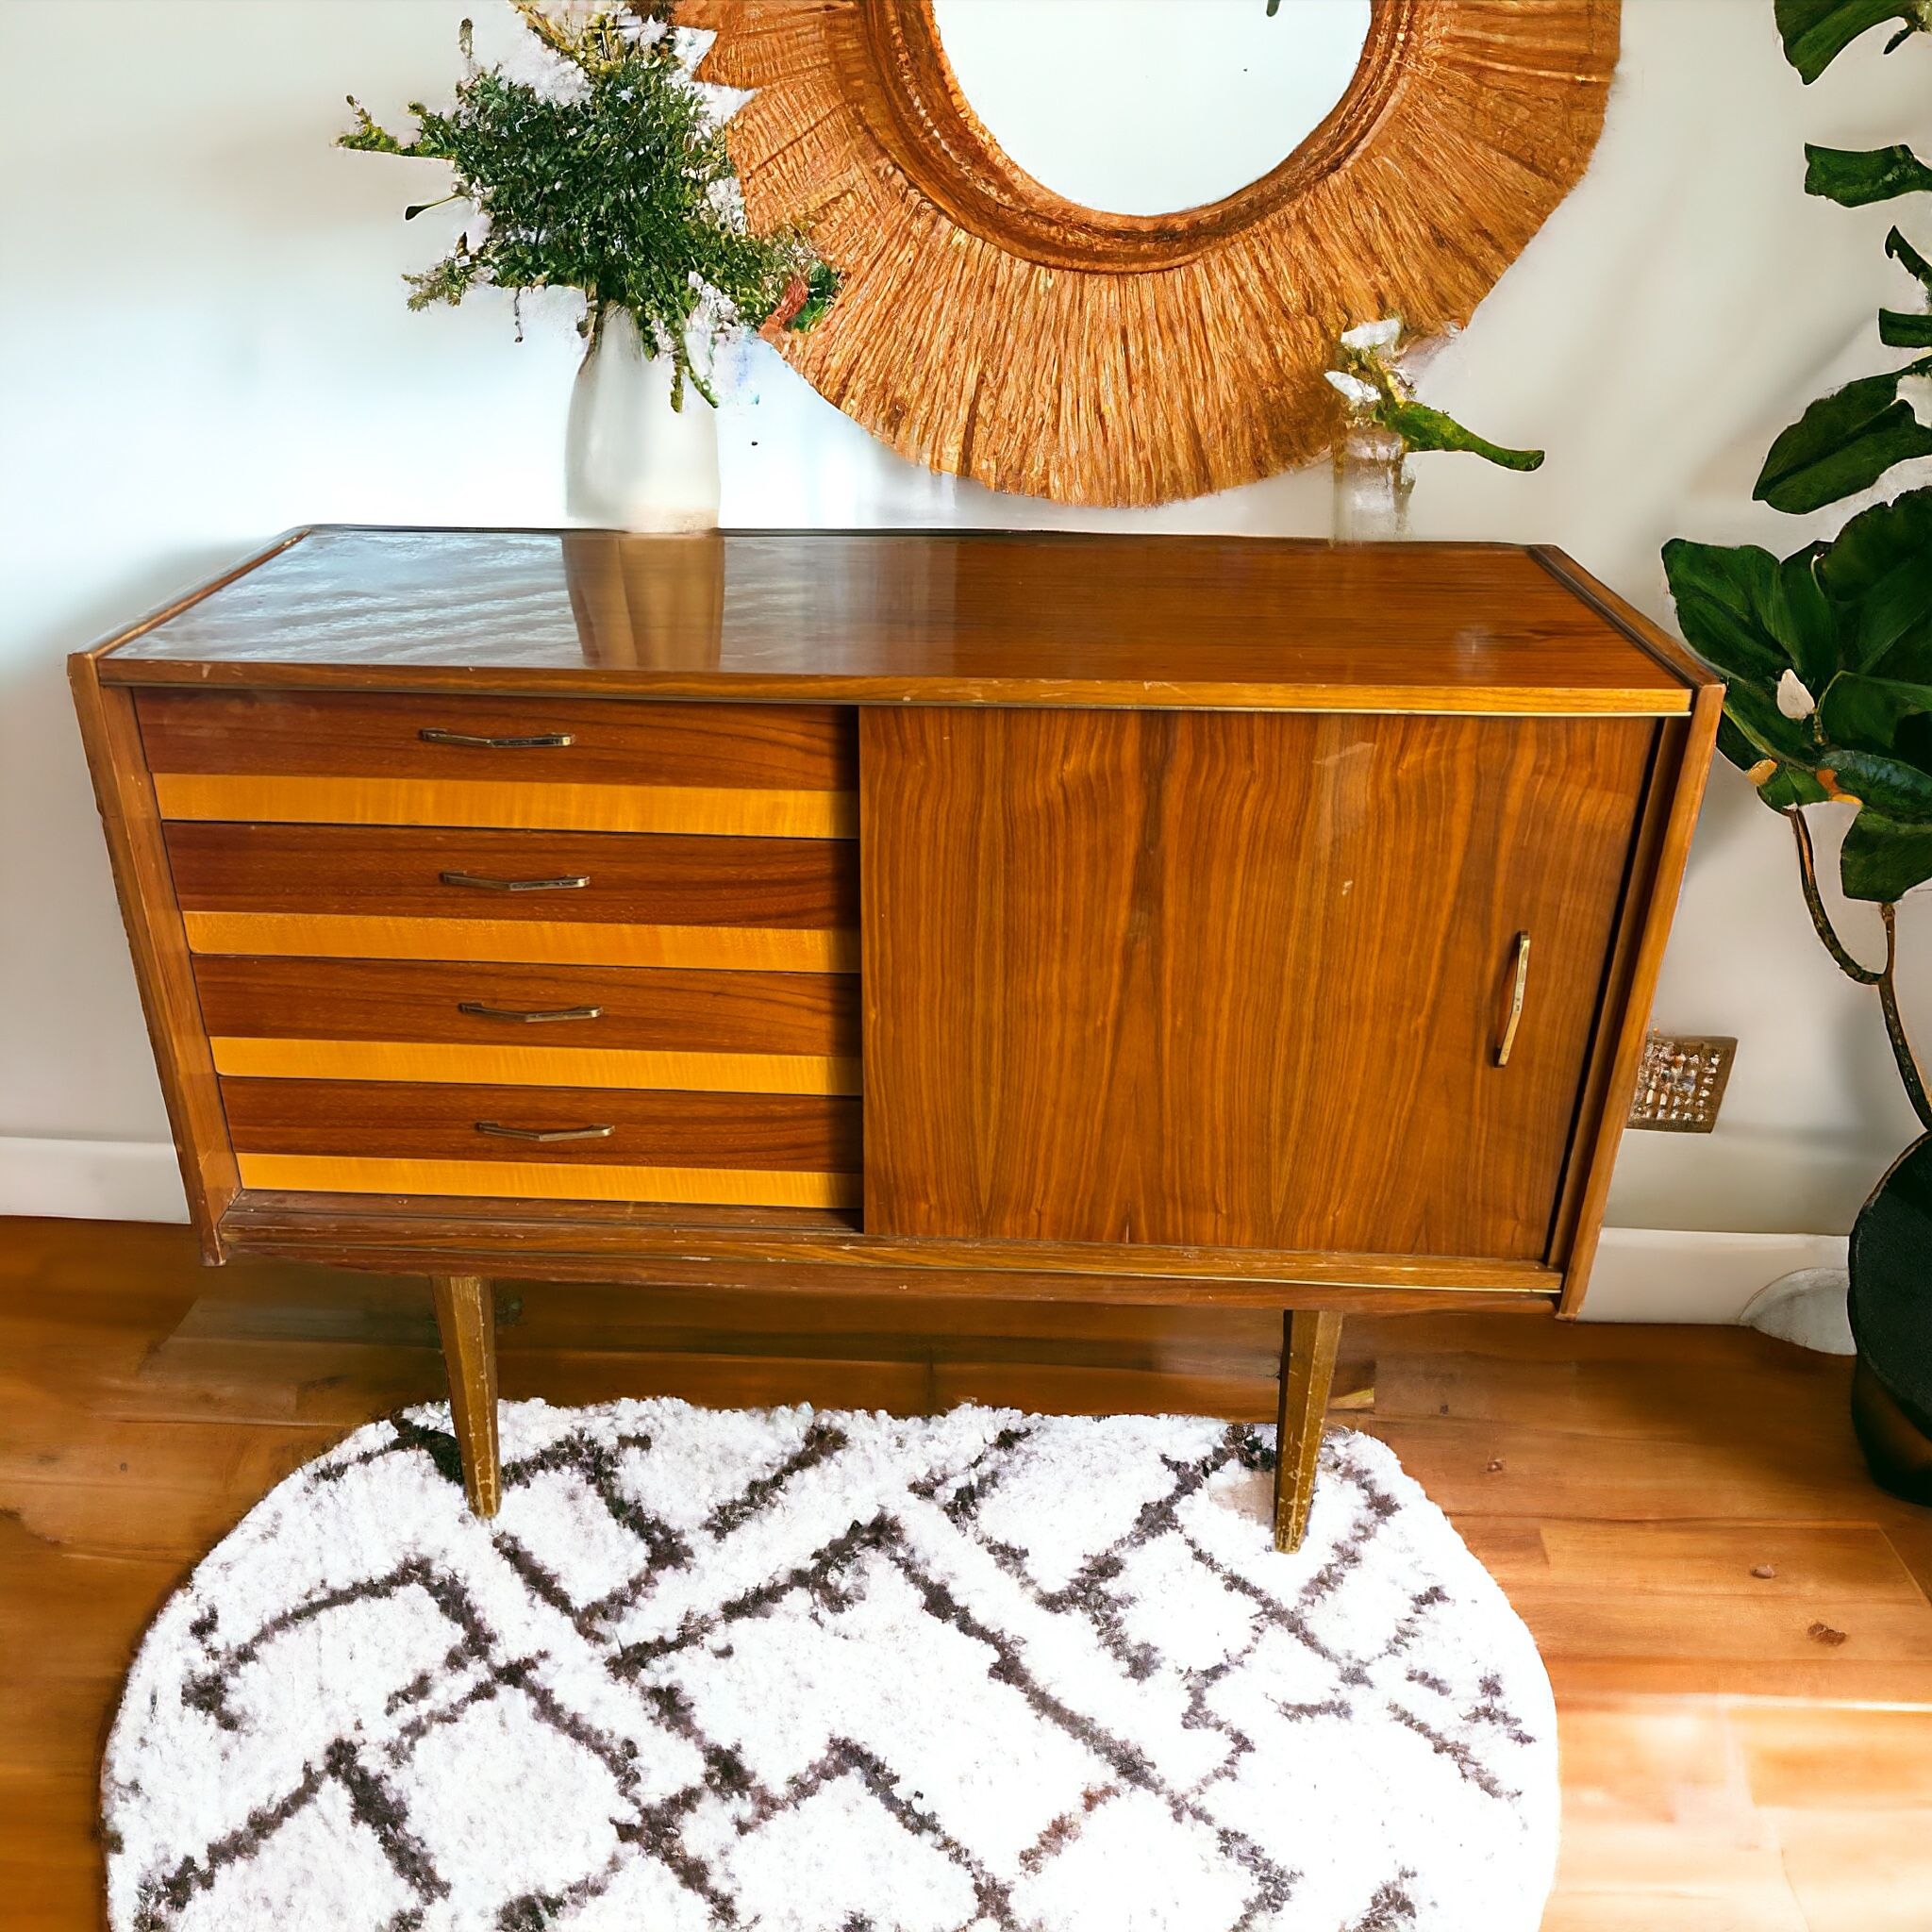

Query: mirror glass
[928,0,1374,218]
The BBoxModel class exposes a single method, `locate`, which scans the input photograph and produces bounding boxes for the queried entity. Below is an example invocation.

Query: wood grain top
[95,527,1703,716]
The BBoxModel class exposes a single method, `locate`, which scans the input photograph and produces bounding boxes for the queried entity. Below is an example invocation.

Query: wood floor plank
[1762,1809,1932,1932]
[1527,1522,1925,1602]
[1736,1705,1932,1808]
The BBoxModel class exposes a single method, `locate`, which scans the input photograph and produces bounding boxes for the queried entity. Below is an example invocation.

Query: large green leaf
[1713,712,1829,809]
[1890,227,1932,295]
[1777,0,1928,82]
[1806,143,1932,208]
[1819,748,1932,820]
[1820,488,1932,601]
[1761,762,1834,808]
[1714,713,1760,774]
[1662,537,1844,690]
[1770,546,1845,691]
[1756,367,1932,513]
[1881,309,1932,347]
[1819,490,1932,680]
[1817,671,1932,749]
[1841,812,1932,899]
[1661,541,1789,683]
[1857,542,1932,670]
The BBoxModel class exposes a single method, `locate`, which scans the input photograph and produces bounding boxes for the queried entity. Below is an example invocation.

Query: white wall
[4,1,1928,1309]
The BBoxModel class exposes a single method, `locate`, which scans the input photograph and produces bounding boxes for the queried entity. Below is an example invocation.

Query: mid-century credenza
[71,528,1720,1548]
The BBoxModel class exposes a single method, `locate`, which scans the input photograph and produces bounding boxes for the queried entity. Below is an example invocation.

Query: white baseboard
[1579,1226,1849,1324]
[0,1135,1842,1324]
[0,1136,188,1224]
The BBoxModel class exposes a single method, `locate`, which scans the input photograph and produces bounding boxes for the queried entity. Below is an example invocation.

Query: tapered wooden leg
[1273,1309,1342,1552]
[429,1274,500,1518]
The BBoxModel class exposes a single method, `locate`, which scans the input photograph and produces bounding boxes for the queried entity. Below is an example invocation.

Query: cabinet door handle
[458,1001,604,1024]
[475,1121,615,1142]
[1494,931,1532,1068]
[420,727,575,749]
[440,870,590,892]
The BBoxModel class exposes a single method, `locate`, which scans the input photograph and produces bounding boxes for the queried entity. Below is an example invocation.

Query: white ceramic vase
[565,306,721,533]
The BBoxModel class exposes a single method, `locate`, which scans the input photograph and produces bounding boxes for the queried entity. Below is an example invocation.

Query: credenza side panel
[68,660,239,1257]
[860,707,1656,1257]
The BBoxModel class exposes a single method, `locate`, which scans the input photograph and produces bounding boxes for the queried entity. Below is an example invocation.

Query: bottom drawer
[222,1077,861,1208]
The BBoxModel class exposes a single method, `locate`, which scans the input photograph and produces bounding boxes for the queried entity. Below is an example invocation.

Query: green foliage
[1380,401,1544,472]
[1754,21,1932,521]
[1776,0,1931,82]
[1664,490,1932,898]
[1755,364,1932,512]
[1686,0,1932,1108]
[1889,226,1932,291]
[1806,142,1932,205]
[1880,309,1932,346]
[339,3,829,404]
[1842,814,1932,896]
[1329,321,1545,474]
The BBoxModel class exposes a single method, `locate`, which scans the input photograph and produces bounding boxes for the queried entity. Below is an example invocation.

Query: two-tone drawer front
[142,691,860,1211]
[221,1077,861,1208]
[135,690,856,838]
[193,956,860,1095]
[163,823,856,973]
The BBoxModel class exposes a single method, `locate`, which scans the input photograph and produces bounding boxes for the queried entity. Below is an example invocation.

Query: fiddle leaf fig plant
[1667,2,1932,1129]
[1777,0,1931,83]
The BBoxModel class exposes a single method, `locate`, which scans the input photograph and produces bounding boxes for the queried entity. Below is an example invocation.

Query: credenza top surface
[95,526,1707,715]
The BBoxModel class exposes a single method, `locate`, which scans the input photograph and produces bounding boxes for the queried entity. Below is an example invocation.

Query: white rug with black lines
[104,1400,1557,1932]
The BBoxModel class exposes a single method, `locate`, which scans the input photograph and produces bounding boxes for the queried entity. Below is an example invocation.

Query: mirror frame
[685,0,1621,506]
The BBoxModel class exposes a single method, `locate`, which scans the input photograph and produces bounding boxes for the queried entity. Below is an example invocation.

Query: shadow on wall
[0,551,242,1181]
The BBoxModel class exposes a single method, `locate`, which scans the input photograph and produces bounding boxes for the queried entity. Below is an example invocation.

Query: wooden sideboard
[71,527,1720,1548]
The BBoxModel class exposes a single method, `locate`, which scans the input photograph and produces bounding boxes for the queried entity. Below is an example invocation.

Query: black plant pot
[1848,1131,1932,1506]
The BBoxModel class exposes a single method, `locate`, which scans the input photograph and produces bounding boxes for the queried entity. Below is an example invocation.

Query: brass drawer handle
[475,1121,615,1142]
[1494,931,1532,1068]
[440,870,590,892]
[458,1001,604,1024]
[420,727,575,749]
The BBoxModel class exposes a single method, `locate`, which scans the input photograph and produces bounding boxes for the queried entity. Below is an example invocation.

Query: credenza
[71,527,1719,1548]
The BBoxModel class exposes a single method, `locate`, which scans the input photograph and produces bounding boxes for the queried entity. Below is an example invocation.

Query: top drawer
[134,691,856,839]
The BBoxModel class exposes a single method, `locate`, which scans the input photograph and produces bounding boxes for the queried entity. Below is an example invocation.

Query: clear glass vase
[565,306,721,533]
[1331,413,1413,543]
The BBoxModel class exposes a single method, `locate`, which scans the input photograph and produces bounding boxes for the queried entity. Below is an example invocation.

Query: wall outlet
[1627,1033,1737,1133]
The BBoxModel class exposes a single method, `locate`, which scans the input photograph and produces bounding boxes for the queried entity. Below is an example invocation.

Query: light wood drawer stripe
[152,774,857,840]
[233,1153,859,1208]
[209,1036,862,1094]
[181,913,858,974]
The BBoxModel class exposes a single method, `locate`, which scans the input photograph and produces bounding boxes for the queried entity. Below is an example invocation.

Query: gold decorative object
[1627,1034,1739,1134]
[683,0,1621,506]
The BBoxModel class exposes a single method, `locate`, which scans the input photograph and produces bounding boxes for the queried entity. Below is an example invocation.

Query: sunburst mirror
[684,0,1620,507]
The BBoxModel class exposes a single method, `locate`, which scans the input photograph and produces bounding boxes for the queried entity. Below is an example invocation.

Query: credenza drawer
[193,956,860,1093]
[222,1076,861,1208]
[136,690,857,838]
[164,823,858,972]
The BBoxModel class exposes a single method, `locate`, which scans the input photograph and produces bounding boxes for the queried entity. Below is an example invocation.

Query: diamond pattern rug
[104,1400,1557,1931]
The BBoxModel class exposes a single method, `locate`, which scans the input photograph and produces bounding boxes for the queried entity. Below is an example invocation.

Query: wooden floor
[4,1217,1930,1929]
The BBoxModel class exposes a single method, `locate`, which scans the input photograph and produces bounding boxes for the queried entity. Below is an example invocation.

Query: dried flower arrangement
[340,0,835,408]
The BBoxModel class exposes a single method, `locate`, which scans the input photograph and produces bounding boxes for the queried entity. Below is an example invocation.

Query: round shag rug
[105,1401,1557,1932]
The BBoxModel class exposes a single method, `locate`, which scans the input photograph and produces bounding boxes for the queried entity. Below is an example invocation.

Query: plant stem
[1787,808,1932,1129]
[1787,808,1882,984]
[1878,903,1932,1131]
